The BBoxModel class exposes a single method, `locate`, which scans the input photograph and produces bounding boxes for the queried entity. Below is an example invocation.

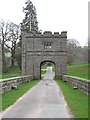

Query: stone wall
[63,75,90,95]
[0,75,33,93]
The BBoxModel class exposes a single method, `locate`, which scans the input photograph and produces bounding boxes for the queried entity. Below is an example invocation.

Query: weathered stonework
[21,30,67,79]
[63,75,90,95]
[0,75,33,93]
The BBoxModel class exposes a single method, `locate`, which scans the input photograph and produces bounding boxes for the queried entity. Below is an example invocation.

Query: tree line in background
[67,39,88,65]
[0,0,88,74]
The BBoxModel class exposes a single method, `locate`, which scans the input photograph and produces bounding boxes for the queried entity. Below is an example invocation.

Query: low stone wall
[63,75,90,95]
[0,75,33,93]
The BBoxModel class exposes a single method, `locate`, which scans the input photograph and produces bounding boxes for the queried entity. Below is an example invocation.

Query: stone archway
[40,60,56,79]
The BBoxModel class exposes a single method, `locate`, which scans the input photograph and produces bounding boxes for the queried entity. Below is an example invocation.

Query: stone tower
[22,30,67,79]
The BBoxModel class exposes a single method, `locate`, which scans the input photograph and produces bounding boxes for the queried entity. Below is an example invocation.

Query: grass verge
[41,75,44,79]
[67,64,89,79]
[56,79,88,118]
[2,66,21,79]
[2,79,40,110]
[41,65,47,69]
[41,70,46,74]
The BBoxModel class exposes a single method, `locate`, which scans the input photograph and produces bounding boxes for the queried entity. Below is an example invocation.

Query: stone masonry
[63,75,90,95]
[0,75,33,93]
[21,30,67,79]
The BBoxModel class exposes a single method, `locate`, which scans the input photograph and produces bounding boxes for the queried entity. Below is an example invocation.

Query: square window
[42,42,52,49]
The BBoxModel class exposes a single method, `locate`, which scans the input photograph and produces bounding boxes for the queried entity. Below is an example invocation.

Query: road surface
[2,68,71,118]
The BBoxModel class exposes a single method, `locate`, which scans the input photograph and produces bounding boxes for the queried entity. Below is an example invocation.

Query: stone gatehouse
[22,30,67,79]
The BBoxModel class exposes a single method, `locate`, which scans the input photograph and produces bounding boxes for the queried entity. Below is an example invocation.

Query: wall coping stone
[63,75,90,82]
[0,75,33,93]
[0,75,33,82]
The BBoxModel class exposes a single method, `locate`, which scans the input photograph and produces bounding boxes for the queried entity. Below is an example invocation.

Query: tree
[21,0,38,32]
[88,38,90,64]
[0,20,10,72]
[0,38,2,74]
[4,22,20,66]
[67,39,89,64]
[82,46,88,63]
[67,39,80,65]
[8,23,20,66]
[0,20,20,71]
[15,35,22,70]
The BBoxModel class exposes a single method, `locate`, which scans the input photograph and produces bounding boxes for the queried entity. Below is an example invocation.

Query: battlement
[22,30,67,38]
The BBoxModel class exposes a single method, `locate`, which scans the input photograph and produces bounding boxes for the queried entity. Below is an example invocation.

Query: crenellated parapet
[21,30,67,38]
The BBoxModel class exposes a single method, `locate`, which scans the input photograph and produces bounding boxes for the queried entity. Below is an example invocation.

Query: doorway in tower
[40,61,56,79]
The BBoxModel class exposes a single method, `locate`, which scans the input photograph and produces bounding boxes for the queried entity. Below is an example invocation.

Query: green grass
[41,70,46,74]
[2,66,21,79]
[41,75,44,79]
[52,65,55,72]
[41,64,47,77]
[2,74,20,79]
[67,64,89,79]
[2,79,40,110]
[2,63,89,79]
[0,75,2,79]
[52,63,89,79]
[41,65,47,69]
[56,79,88,118]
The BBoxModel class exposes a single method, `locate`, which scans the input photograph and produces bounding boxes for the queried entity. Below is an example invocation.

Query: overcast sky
[0,0,89,46]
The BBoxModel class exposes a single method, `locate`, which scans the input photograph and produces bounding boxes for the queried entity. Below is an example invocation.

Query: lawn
[1,63,89,79]
[41,70,46,74]
[0,75,2,79]
[2,79,40,110]
[56,79,88,118]
[41,65,47,69]
[2,66,21,79]
[52,65,55,72]
[67,64,89,79]
[52,63,89,79]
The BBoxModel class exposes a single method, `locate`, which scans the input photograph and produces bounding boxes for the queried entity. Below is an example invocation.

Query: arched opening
[40,61,56,79]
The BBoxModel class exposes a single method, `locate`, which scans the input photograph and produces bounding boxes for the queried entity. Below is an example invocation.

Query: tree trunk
[2,43,6,73]
[11,52,15,66]
[2,35,6,73]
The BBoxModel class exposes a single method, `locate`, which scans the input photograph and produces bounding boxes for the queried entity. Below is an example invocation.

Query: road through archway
[3,70,71,118]
[40,61,55,79]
